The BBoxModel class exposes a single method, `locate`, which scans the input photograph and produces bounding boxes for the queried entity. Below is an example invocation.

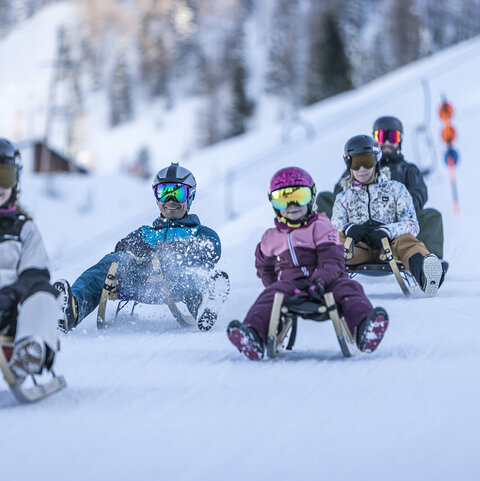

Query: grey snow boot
[409,253,444,297]
[9,336,46,385]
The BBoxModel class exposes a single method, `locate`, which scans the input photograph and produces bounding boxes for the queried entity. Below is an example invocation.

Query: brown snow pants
[339,233,430,272]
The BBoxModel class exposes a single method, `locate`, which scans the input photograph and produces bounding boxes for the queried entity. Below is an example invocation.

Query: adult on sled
[331,135,446,297]
[0,138,62,392]
[55,162,227,332]
[316,116,444,259]
[227,167,388,360]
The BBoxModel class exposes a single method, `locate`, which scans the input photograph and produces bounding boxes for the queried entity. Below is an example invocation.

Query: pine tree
[224,3,254,138]
[109,49,133,127]
[228,62,254,137]
[266,0,300,102]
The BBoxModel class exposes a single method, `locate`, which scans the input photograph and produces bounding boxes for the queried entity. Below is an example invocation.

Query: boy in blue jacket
[55,163,226,332]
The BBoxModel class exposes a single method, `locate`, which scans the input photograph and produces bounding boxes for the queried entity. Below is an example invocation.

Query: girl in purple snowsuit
[227,167,389,360]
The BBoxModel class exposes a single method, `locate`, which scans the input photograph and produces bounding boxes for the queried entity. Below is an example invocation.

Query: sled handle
[381,238,410,296]
[344,236,354,260]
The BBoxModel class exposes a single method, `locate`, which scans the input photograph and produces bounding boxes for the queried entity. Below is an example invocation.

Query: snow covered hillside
[2,35,480,481]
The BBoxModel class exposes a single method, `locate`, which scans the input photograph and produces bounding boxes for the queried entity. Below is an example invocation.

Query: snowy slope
[2,36,480,481]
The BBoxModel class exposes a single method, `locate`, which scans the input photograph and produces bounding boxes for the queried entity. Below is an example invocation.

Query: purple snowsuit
[244,212,373,341]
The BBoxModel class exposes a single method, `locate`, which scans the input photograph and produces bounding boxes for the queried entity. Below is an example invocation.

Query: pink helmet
[269,167,315,194]
[268,167,317,218]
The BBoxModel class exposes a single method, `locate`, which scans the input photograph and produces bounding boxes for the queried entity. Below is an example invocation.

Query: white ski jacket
[331,170,419,239]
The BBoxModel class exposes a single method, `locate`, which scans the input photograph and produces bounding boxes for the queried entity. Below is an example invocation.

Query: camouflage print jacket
[331,169,419,239]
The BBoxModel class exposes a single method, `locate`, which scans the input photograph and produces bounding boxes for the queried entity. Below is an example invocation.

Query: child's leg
[243,279,299,342]
[328,276,373,334]
[16,290,59,353]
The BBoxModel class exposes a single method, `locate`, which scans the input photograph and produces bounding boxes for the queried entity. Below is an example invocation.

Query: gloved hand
[125,245,154,264]
[294,280,325,302]
[344,223,370,243]
[0,286,17,313]
[365,227,390,249]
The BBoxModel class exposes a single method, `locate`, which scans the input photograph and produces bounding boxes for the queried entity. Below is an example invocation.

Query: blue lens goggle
[154,183,190,203]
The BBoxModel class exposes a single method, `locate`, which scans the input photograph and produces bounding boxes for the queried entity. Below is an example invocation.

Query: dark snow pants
[244,276,373,342]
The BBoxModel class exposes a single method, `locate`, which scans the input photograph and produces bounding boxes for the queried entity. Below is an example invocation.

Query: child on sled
[0,138,61,385]
[227,166,389,360]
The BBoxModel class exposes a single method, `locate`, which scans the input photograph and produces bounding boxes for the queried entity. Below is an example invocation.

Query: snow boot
[8,336,46,385]
[409,253,444,297]
[227,320,264,360]
[188,271,230,332]
[197,307,217,331]
[54,279,78,332]
[356,307,389,353]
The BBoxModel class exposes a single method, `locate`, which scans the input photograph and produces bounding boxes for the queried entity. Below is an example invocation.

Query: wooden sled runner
[0,336,66,403]
[266,291,357,359]
[96,257,198,330]
[343,236,414,296]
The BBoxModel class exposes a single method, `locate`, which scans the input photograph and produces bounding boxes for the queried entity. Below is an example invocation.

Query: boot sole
[197,309,217,331]
[358,311,389,353]
[9,337,45,384]
[227,326,262,361]
[422,256,443,297]
[54,280,77,332]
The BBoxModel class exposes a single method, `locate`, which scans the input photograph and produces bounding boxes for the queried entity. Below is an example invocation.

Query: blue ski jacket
[115,214,221,269]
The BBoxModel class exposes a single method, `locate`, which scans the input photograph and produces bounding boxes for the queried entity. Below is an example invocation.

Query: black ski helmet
[343,135,382,170]
[0,138,22,208]
[152,162,197,211]
[372,116,403,134]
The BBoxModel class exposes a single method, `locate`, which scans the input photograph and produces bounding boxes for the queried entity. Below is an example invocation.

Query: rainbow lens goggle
[269,186,312,210]
[350,153,378,171]
[374,129,402,144]
[154,183,190,203]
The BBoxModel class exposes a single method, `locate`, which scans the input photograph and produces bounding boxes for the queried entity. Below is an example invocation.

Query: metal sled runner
[266,291,357,359]
[0,336,66,403]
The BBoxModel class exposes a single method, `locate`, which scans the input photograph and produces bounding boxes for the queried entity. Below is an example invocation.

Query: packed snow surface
[2,24,480,481]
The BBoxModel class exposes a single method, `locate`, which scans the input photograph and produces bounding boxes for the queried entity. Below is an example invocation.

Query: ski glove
[344,223,370,243]
[294,280,325,302]
[365,227,390,250]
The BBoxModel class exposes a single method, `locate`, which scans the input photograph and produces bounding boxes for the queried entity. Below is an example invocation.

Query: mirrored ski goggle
[154,183,190,203]
[374,129,402,144]
[269,186,312,210]
[0,164,17,189]
[350,153,378,170]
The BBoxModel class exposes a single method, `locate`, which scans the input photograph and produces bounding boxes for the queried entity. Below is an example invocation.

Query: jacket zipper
[287,232,309,277]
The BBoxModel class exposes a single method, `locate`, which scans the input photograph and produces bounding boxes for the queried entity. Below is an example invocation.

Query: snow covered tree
[266,0,301,105]
[224,2,254,138]
[109,48,133,127]
[305,8,353,105]
[389,0,423,68]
